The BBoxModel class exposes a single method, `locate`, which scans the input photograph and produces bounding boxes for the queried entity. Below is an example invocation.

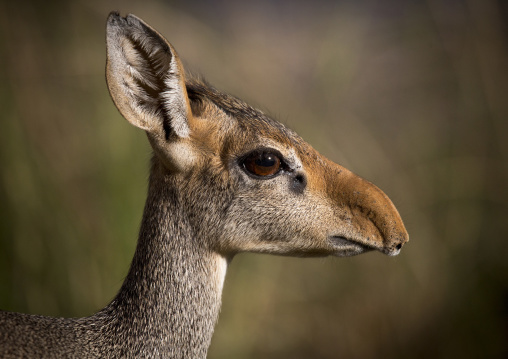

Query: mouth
[329,236,402,257]
[329,236,374,257]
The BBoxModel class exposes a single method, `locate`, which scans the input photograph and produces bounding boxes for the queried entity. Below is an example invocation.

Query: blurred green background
[1,0,507,358]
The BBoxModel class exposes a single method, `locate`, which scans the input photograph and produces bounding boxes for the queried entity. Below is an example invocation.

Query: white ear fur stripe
[106,13,191,139]
[162,58,191,138]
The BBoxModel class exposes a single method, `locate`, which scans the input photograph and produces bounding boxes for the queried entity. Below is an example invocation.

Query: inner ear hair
[106,13,192,139]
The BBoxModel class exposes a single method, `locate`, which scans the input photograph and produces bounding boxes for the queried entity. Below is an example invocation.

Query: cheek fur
[220,179,334,252]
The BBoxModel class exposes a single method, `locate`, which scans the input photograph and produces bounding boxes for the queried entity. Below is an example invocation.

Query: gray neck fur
[0,158,227,359]
[100,159,227,357]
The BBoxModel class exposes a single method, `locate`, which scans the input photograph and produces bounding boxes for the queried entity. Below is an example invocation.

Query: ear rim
[105,12,192,139]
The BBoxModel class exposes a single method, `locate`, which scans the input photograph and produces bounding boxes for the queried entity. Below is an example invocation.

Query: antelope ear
[106,12,191,139]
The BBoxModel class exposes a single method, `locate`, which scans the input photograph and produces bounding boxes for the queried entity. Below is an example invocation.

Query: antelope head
[105,12,409,260]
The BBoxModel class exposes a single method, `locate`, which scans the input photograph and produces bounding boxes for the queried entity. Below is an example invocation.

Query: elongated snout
[322,159,409,256]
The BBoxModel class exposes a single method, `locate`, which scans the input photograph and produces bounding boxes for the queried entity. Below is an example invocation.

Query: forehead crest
[186,79,305,150]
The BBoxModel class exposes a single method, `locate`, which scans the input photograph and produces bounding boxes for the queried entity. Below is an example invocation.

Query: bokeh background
[1,0,507,358]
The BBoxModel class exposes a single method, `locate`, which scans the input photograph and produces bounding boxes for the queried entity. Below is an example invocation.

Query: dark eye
[242,150,282,178]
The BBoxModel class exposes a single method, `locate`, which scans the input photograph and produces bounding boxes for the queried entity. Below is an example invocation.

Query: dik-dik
[0,12,408,358]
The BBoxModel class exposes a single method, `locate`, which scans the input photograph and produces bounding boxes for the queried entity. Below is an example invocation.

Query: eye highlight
[241,150,283,178]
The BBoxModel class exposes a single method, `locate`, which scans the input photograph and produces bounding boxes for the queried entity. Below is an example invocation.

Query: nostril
[396,243,402,250]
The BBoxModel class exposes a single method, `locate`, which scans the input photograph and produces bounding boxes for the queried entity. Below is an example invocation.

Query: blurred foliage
[0,0,507,358]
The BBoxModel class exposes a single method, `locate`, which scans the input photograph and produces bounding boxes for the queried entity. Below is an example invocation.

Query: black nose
[396,243,403,250]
